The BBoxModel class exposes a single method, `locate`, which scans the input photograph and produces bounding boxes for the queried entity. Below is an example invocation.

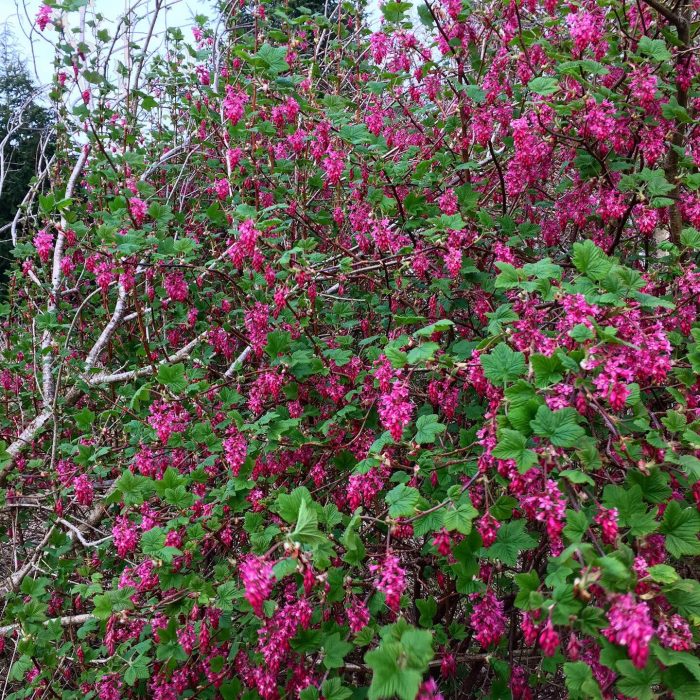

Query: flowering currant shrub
[2,0,700,698]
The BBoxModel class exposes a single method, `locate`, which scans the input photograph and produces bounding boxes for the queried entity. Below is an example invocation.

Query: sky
[3,0,207,88]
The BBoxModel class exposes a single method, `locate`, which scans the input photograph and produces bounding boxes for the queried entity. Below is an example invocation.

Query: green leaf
[415,319,454,337]
[407,342,440,365]
[254,43,289,74]
[665,578,700,618]
[74,406,96,431]
[442,502,478,534]
[603,485,658,537]
[365,642,423,700]
[115,470,154,506]
[515,571,541,610]
[647,564,679,584]
[675,454,700,479]
[414,414,446,444]
[380,1,412,22]
[323,633,353,669]
[276,487,313,523]
[291,499,327,545]
[386,484,420,518]
[9,655,33,682]
[560,469,594,486]
[659,500,700,558]
[480,343,526,385]
[572,240,611,280]
[531,353,563,388]
[615,660,660,700]
[637,36,672,62]
[486,304,519,335]
[415,598,437,627]
[530,406,585,447]
[484,519,537,566]
[156,363,187,393]
[528,76,559,95]
[141,526,181,562]
[385,346,408,369]
[93,588,135,620]
[492,429,538,471]
[265,330,291,358]
[653,645,700,681]
[681,227,700,249]
[321,678,353,700]
[365,626,434,700]
[569,323,595,342]
[564,662,603,700]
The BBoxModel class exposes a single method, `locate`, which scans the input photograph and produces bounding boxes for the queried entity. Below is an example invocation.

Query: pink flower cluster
[370,552,406,613]
[470,590,506,648]
[112,516,139,558]
[73,474,94,506]
[148,401,191,444]
[36,3,52,31]
[521,479,566,554]
[223,428,247,475]
[378,381,414,441]
[223,85,249,125]
[346,596,370,632]
[603,594,655,668]
[240,555,275,616]
[34,229,54,263]
[594,506,619,545]
[129,197,148,227]
[163,271,189,302]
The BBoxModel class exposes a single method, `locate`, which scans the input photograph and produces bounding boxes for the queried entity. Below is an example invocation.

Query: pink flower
[378,381,414,442]
[416,679,444,700]
[521,611,541,646]
[539,620,560,656]
[566,9,605,56]
[223,85,249,125]
[603,594,655,669]
[36,3,52,31]
[244,302,270,357]
[129,197,148,227]
[148,401,190,444]
[73,474,94,506]
[438,189,459,215]
[477,513,500,547]
[470,590,506,648]
[112,516,139,558]
[223,429,247,476]
[34,229,54,262]
[657,614,693,652]
[347,468,386,510]
[163,271,189,302]
[322,149,345,185]
[346,596,370,633]
[240,555,275,616]
[370,552,406,613]
[521,479,566,554]
[594,507,618,545]
[432,528,452,556]
[441,653,456,678]
[370,32,390,63]
[96,674,123,700]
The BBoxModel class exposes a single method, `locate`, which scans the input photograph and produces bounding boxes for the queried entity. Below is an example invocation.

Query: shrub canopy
[1,0,700,698]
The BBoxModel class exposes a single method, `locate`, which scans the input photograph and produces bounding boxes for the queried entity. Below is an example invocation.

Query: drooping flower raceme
[603,594,655,669]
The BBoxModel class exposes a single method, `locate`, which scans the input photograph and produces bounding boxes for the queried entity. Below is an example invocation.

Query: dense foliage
[1,0,700,697]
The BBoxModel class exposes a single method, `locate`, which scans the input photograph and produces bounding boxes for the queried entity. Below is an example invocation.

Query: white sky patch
[2,0,205,88]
